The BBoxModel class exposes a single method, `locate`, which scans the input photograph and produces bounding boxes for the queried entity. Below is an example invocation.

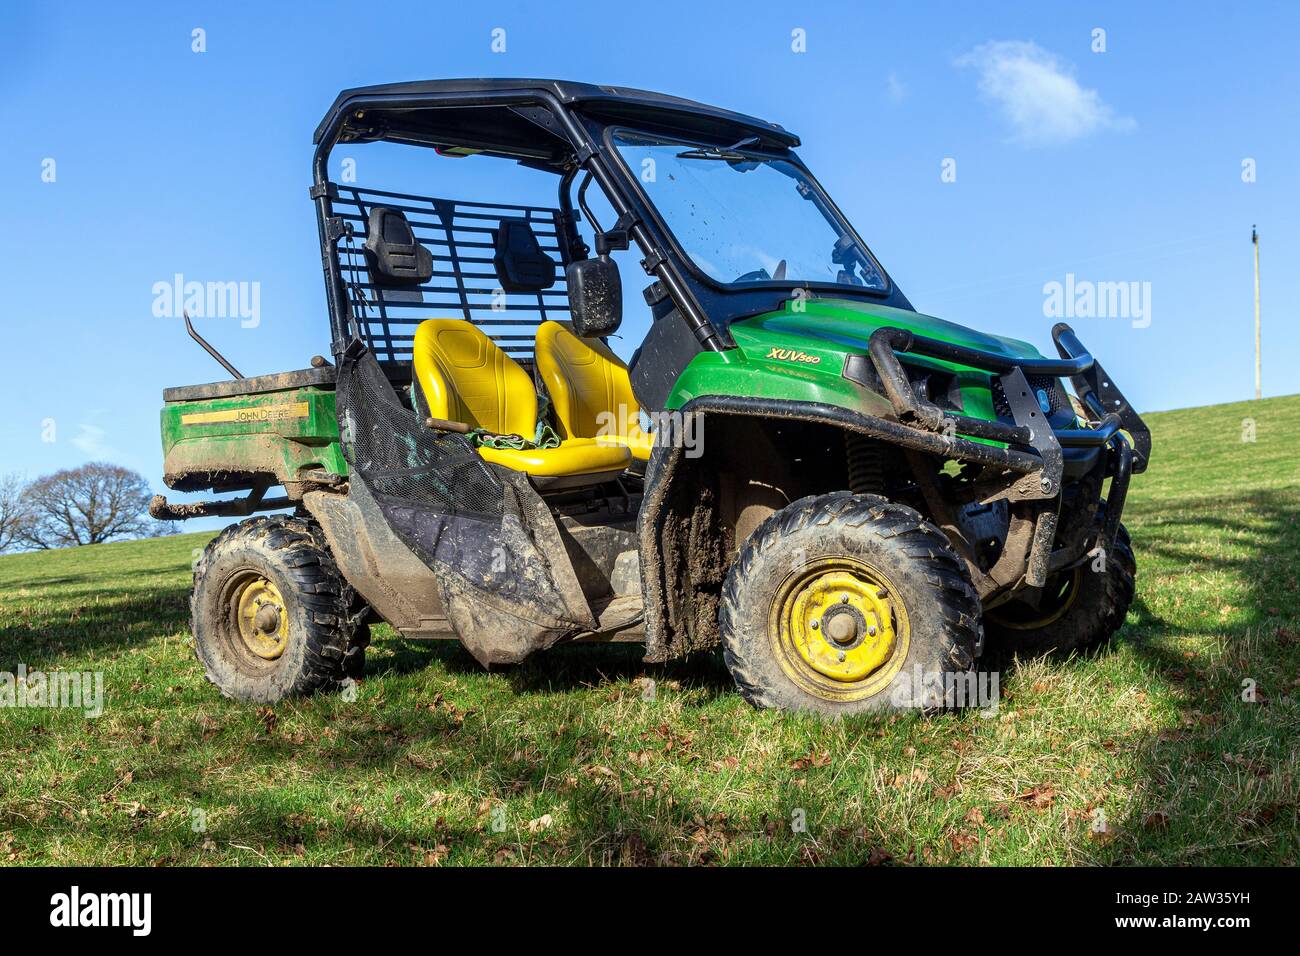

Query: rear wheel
[191,514,363,703]
[719,492,982,715]
[983,524,1135,663]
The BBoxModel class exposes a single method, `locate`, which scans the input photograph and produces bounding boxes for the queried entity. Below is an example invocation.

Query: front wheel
[983,524,1135,663]
[718,492,983,715]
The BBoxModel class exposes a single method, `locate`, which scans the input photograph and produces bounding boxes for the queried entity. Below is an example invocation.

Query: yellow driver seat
[411,319,630,480]
[534,320,654,462]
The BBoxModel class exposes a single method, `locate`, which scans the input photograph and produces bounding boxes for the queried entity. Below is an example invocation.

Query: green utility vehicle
[155,79,1150,714]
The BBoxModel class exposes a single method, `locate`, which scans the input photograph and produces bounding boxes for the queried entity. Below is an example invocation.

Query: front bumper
[842,322,1149,586]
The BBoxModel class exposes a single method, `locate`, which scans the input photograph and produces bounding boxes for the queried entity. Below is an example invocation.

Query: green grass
[2,394,1298,866]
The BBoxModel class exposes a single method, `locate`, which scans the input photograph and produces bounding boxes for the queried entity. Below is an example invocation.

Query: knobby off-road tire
[983,524,1135,664]
[191,514,365,703]
[719,492,983,715]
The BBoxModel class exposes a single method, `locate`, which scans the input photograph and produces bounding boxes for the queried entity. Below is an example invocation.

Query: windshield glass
[612,130,887,291]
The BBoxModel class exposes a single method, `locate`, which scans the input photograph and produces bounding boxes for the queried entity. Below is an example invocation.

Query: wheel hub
[782,566,897,683]
[823,604,866,646]
[253,603,281,634]
[234,575,289,660]
[986,566,1082,630]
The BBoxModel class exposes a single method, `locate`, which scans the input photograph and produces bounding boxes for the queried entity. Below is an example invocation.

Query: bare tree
[0,473,32,553]
[20,463,160,549]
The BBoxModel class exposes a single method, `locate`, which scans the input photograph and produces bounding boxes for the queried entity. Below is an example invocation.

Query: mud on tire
[191,514,365,703]
[718,492,983,715]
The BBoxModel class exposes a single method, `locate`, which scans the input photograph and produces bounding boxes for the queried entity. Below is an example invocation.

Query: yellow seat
[477,438,628,477]
[412,319,630,479]
[534,320,654,462]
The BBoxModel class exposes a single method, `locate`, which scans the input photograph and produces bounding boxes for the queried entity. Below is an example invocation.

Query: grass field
[2,395,1298,866]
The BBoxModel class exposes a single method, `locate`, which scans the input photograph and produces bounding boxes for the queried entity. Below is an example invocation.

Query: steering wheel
[733,259,787,283]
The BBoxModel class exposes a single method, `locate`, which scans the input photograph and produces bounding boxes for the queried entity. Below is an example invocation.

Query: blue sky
[1,0,1295,498]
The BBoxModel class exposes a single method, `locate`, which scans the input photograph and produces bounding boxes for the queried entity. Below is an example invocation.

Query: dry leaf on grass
[791,750,831,770]
[950,830,979,853]
[1016,785,1056,809]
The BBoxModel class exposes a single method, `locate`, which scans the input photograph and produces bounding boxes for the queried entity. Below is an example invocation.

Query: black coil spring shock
[845,434,884,496]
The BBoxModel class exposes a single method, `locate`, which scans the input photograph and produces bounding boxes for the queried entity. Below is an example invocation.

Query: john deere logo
[181,402,310,426]
[765,347,821,365]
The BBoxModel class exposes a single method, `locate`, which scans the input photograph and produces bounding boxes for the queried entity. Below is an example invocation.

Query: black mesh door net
[335,339,596,664]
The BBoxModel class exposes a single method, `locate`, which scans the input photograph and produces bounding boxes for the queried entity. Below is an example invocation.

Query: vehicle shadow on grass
[508,644,733,699]
[1085,487,1300,864]
[16,764,799,866]
[1098,616,1300,864]
[373,633,735,703]
[0,573,104,590]
[5,690,792,865]
[0,580,192,669]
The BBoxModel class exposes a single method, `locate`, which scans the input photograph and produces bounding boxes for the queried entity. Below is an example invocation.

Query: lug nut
[867,625,877,636]
[840,594,849,604]
[810,619,820,630]
[837,651,847,662]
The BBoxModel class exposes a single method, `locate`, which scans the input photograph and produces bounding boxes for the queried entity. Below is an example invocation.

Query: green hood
[665,298,1043,427]
[730,298,1044,362]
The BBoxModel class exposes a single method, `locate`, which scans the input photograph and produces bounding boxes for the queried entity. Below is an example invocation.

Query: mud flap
[336,340,595,665]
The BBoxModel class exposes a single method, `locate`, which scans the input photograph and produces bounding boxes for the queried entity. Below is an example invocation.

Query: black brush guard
[851,322,1150,587]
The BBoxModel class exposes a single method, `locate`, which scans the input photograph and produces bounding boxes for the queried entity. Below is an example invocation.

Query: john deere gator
[154,79,1150,714]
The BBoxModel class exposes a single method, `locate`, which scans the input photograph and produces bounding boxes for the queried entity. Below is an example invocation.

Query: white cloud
[956,40,1135,146]
[71,423,118,460]
[885,72,907,104]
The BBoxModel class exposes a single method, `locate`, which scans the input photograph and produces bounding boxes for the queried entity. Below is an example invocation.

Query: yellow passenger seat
[411,319,630,482]
[534,320,654,462]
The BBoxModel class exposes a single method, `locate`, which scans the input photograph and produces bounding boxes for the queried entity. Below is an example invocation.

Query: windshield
[612,130,887,291]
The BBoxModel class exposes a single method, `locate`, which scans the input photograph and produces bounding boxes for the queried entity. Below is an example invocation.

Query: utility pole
[1253,225,1261,400]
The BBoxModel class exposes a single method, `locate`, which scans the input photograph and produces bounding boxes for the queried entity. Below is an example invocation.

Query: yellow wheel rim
[231,573,289,660]
[771,557,909,702]
[988,567,1081,630]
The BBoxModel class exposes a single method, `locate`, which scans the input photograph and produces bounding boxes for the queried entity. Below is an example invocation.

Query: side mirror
[566,256,622,338]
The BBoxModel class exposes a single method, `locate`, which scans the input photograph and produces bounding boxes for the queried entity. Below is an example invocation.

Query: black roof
[313,78,800,151]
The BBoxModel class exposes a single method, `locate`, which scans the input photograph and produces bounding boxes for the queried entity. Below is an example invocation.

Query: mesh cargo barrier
[336,340,596,664]
[339,339,504,520]
[331,184,571,364]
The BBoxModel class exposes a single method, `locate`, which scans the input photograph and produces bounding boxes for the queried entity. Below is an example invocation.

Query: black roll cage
[310,84,915,361]
[312,88,724,358]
